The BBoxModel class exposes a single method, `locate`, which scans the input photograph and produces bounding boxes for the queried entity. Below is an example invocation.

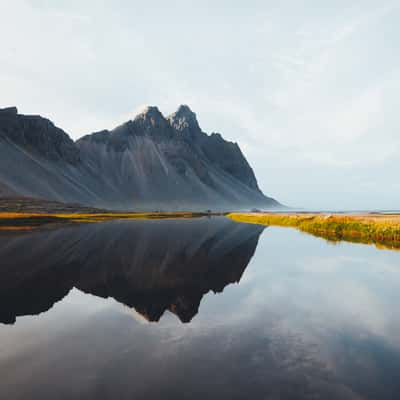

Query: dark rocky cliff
[168,105,261,192]
[0,106,79,164]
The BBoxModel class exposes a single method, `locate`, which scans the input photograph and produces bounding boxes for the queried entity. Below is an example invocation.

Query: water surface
[0,217,399,399]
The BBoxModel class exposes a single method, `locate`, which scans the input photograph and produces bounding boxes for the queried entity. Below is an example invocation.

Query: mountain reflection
[0,217,264,324]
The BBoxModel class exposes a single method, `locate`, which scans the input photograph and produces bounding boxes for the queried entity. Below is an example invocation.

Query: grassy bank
[0,211,220,230]
[228,213,400,250]
[0,198,224,229]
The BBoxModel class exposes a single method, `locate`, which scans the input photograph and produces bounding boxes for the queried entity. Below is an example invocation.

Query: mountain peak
[134,105,165,121]
[131,105,172,139]
[176,104,194,116]
[168,104,201,136]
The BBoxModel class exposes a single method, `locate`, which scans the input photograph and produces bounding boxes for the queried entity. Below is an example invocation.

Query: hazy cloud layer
[1,0,399,209]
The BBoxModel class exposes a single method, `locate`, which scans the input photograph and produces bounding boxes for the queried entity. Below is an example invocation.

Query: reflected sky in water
[0,218,400,399]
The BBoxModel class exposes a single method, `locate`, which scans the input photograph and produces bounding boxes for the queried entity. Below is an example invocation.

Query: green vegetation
[228,213,400,250]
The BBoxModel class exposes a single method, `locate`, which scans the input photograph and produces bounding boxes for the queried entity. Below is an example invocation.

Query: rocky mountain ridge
[0,105,280,210]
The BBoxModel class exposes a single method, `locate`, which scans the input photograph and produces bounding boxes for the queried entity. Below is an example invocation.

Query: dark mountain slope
[168,105,261,192]
[0,105,280,210]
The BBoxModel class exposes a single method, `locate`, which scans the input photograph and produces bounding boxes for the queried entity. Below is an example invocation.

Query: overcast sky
[1,1,399,209]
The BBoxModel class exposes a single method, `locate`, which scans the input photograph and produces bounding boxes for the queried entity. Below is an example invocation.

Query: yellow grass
[228,212,400,250]
[0,212,203,219]
[0,211,216,230]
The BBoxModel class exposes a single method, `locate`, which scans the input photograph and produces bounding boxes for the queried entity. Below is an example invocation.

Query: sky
[1,0,399,210]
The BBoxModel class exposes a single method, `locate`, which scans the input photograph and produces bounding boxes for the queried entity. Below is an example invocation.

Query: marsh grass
[228,213,400,250]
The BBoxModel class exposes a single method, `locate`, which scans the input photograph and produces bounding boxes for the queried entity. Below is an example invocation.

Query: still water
[0,217,399,399]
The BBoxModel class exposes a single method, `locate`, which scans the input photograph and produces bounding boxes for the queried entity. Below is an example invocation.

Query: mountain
[0,105,280,210]
[0,217,264,324]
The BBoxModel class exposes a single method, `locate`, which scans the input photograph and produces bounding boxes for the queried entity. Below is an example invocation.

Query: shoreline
[2,206,400,252]
[228,212,400,250]
[0,198,226,228]
[0,211,225,230]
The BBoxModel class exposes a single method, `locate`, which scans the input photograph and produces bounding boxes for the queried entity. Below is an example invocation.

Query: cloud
[1,0,399,209]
